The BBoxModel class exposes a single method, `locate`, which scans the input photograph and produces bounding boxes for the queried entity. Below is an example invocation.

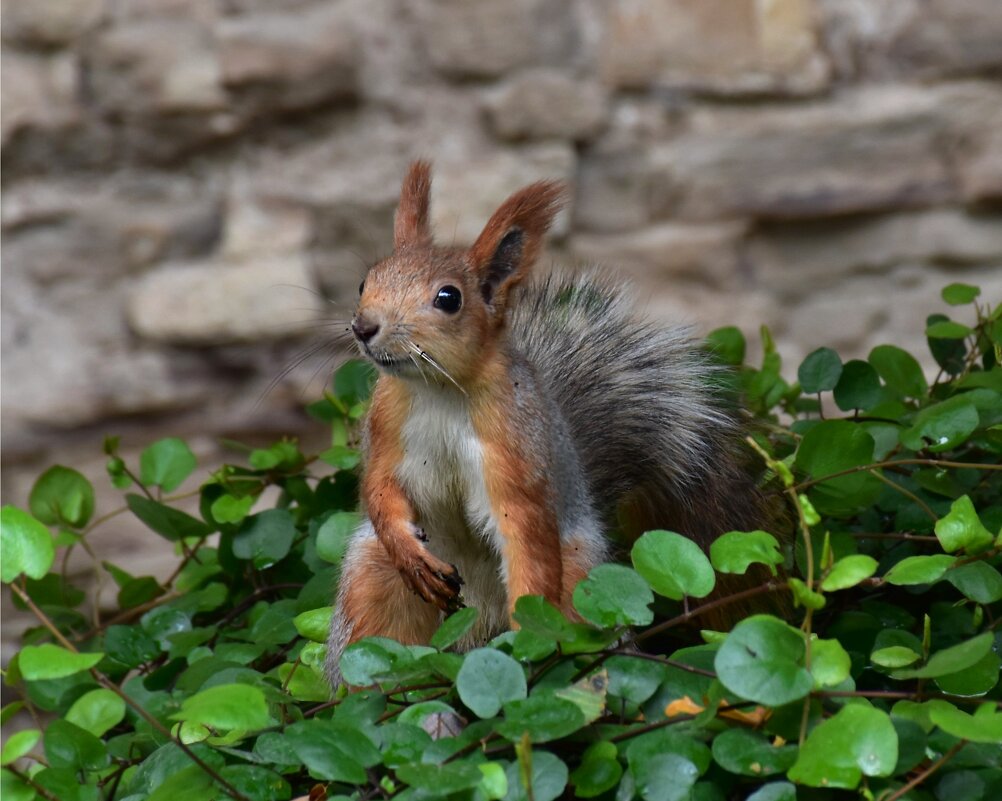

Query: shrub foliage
[2,283,1000,801]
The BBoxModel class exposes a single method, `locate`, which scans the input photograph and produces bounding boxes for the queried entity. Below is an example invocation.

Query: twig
[793,458,1002,493]
[883,740,966,801]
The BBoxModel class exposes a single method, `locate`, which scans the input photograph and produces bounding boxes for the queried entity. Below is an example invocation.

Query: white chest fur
[397,387,497,545]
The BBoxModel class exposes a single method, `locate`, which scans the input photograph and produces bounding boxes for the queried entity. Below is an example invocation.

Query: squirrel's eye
[358,280,365,296]
[433,285,462,314]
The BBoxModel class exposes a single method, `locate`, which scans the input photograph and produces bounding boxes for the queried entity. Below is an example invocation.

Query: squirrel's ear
[394,160,433,248]
[468,180,563,318]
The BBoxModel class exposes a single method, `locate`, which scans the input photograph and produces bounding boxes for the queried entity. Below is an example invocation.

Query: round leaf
[29,466,94,528]
[232,510,295,569]
[714,615,812,705]
[706,326,746,366]
[456,649,527,719]
[934,495,994,554]
[798,347,842,394]
[632,530,715,600]
[934,650,1001,696]
[504,750,567,801]
[709,530,783,576]
[498,695,585,743]
[942,283,981,305]
[292,607,333,643]
[43,719,108,772]
[788,704,898,788]
[65,689,126,737]
[431,607,479,650]
[170,684,270,732]
[810,637,851,687]
[891,632,994,680]
[631,753,698,801]
[821,554,878,591]
[140,438,197,492]
[833,359,882,412]
[316,511,360,564]
[0,506,55,583]
[396,762,483,794]
[711,729,796,777]
[927,701,1002,743]
[1,730,40,766]
[573,564,653,627]
[869,344,928,398]
[884,554,956,586]
[945,561,1002,603]
[571,741,622,798]
[901,396,979,453]
[19,644,103,681]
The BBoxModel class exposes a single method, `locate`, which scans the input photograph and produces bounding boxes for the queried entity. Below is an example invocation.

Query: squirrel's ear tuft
[394,160,433,249]
[469,180,564,317]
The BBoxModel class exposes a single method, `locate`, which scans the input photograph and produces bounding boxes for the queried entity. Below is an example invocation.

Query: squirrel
[326,161,769,686]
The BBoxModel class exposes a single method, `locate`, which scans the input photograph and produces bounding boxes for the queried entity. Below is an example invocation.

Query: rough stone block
[127,256,323,344]
[484,68,608,141]
[571,221,748,290]
[602,0,830,95]
[86,18,225,115]
[651,85,959,220]
[430,142,576,244]
[2,0,105,46]
[418,0,578,79]
[216,5,358,112]
[1,51,80,146]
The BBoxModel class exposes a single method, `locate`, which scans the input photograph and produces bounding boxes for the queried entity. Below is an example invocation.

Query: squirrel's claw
[398,548,464,612]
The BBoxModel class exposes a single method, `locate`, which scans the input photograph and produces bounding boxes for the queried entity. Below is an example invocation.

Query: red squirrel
[326,162,766,685]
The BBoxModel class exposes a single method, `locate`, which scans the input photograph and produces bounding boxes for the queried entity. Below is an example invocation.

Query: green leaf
[43,719,108,772]
[19,644,103,680]
[632,530,715,600]
[1,506,55,583]
[934,649,1001,696]
[292,607,332,643]
[504,750,567,801]
[571,741,622,798]
[746,782,796,801]
[456,649,527,719]
[901,396,980,453]
[0,767,36,801]
[315,511,360,564]
[821,554,878,591]
[65,689,126,737]
[217,764,291,801]
[249,440,302,471]
[706,326,746,366]
[798,347,843,394]
[606,656,667,705]
[891,632,994,679]
[945,561,1002,603]
[927,701,1002,743]
[926,320,973,339]
[872,646,920,668]
[942,283,981,305]
[397,762,484,794]
[209,494,255,525]
[794,420,880,514]
[231,509,295,569]
[333,359,377,407]
[318,445,361,470]
[339,638,414,686]
[0,729,40,766]
[169,684,270,732]
[430,607,479,650]
[29,466,95,528]
[788,704,898,788]
[573,563,654,627]
[709,530,784,576]
[714,615,812,705]
[810,637,851,687]
[710,728,796,777]
[884,554,956,585]
[869,344,928,398]
[934,495,994,554]
[126,494,213,542]
[140,438,197,492]
[498,695,585,743]
[927,313,968,375]
[630,752,699,801]
[833,359,883,412]
[788,577,826,610]
[479,762,508,800]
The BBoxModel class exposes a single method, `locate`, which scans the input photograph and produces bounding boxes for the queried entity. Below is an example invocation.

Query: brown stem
[794,459,1002,493]
[883,740,966,801]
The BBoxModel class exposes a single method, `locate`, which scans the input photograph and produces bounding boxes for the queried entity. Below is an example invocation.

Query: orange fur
[393,160,432,248]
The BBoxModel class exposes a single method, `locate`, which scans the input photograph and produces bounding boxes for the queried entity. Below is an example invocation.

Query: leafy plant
[2,284,1000,801]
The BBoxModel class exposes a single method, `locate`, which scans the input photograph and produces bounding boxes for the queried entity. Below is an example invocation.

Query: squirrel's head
[351,160,564,388]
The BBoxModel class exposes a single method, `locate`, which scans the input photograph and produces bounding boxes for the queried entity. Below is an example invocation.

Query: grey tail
[509,272,767,548]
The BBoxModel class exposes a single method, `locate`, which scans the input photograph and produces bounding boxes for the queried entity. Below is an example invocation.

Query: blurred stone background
[3,0,1002,586]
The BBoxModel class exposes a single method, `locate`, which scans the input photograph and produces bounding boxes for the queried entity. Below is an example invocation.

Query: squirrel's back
[510,272,766,548]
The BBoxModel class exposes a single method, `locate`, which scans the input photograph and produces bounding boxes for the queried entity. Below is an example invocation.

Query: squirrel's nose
[351,316,380,344]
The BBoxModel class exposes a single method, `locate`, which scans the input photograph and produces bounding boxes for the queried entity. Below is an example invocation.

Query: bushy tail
[509,272,767,548]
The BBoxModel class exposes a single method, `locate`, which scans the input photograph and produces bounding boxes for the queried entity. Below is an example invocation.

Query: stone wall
[4,0,1002,512]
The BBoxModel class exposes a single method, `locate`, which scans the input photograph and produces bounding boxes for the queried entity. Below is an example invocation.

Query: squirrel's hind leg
[326,522,440,688]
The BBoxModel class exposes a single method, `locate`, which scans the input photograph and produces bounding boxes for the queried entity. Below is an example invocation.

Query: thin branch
[793,458,1002,493]
[883,740,966,801]
[870,471,937,522]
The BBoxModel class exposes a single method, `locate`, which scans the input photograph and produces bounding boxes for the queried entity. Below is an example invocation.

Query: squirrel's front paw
[398,546,464,612]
